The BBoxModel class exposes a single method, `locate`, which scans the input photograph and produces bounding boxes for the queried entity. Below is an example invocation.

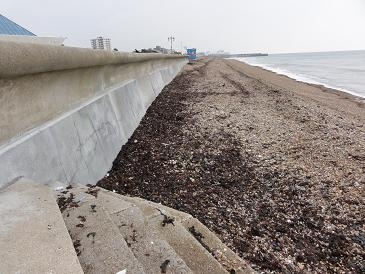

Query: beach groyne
[0,41,187,188]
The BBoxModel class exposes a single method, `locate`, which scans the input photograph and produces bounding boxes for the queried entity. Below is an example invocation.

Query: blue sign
[187,48,197,62]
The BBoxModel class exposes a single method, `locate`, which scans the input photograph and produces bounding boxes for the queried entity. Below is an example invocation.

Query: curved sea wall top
[0,41,185,78]
[0,41,187,188]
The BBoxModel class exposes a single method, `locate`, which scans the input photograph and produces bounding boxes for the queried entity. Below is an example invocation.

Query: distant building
[134,45,181,55]
[91,36,111,50]
[153,45,169,54]
[0,14,35,36]
[0,14,65,45]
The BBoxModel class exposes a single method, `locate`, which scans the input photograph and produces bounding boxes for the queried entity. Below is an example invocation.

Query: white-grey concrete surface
[182,218,255,274]
[0,40,185,78]
[95,189,193,273]
[147,212,229,274]
[59,188,146,274]
[0,35,66,46]
[0,41,187,188]
[0,54,184,145]
[57,185,255,274]
[0,178,84,274]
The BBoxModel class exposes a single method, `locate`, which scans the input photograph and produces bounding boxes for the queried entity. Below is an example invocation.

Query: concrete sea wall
[0,41,187,188]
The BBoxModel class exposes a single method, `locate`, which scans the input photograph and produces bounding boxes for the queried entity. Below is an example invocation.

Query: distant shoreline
[230,58,365,111]
[236,58,365,100]
[207,53,268,58]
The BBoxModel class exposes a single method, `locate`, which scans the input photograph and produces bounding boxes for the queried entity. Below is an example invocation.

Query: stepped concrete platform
[0,178,83,274]
[58,187,146,274]
[56,185,255,274]
[0,179,254,273]
[121,196,253,274]
[99,190,193,273]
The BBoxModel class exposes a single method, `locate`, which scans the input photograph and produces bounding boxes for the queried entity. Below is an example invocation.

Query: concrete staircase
[0,178,255,274]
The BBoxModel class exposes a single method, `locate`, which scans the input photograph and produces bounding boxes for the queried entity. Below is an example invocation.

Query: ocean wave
[234,58,365,99]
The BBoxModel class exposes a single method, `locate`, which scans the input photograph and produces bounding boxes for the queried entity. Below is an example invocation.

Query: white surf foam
[233,57,365,99]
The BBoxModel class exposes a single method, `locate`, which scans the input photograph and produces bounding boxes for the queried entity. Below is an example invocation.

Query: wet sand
[98,58,365,273]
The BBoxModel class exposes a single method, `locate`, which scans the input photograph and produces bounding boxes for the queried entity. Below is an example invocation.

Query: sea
[234,50,365,99]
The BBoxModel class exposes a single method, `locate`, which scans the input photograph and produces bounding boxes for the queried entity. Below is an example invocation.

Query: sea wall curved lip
[0,41,186,78]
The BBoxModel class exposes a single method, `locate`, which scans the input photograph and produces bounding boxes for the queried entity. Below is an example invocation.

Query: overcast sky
[2,0,365,53]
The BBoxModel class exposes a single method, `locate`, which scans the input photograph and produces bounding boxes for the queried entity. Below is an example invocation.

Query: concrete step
[120,195,255,274]
[57,186,146,274]
[56,185,255,274]
[0,178,83,274]
[142,208,229,274]
[116,194,229,273]
[182,218,255,274]
[121,195,193,223]
[98,189,193,274]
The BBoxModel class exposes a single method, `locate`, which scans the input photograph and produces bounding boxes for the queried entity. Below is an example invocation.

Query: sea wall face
[0,41,187,188]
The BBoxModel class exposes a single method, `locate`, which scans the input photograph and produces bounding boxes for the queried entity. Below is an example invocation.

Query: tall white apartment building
[90,36,111,50]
